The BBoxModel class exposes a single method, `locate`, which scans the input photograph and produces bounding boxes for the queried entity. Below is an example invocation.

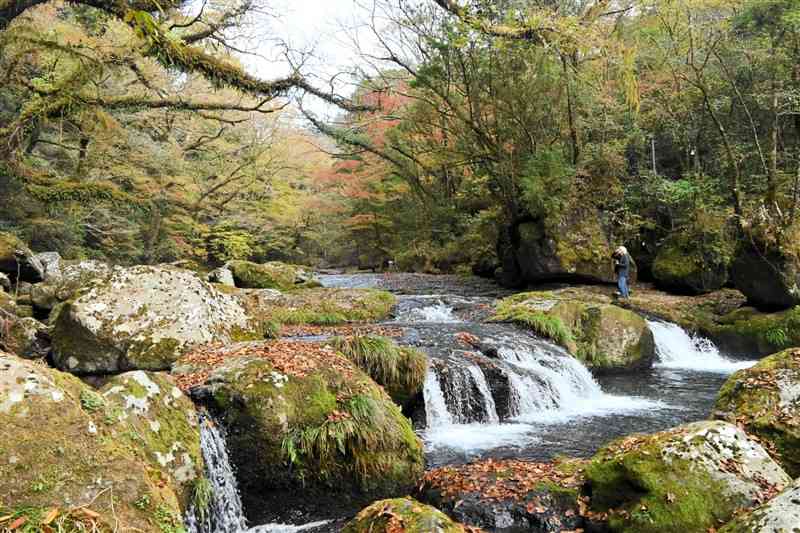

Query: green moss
[265,289,396,327]
[343,498,464,533]
[330,335,427,407]
[79,389,106,412]
[493,297,574,346]
[227,260,302,290]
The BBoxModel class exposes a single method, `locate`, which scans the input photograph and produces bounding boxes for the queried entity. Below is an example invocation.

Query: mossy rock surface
[0,289,17,315]
[343,498,467,533]
[51,265,265,374]
[652,235,729,295]
[703,306,800,357]
[0,351,186,532]
[181,340,424,519]
[227,260,318,290]
[419,458,590,532]
[330,335,427,408]
[258,287,396,326]
[713,348,800,477]
[1,316,50,359]
[100,371,203,509]
[30,259,111,312]
[494,290,655,372]
[0,231,43,282]
[731,237,800,310]
[719,477,800,532]
[586,420,790,533]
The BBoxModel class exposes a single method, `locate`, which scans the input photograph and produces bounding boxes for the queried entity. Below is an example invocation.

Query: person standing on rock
[613,246,631,299]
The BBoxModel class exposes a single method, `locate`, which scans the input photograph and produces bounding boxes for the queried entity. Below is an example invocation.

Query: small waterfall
[648,320,756,373]
[423,369,453,427]
[186,416,248,533]
[427,358,500,424]
[409,301,461,323]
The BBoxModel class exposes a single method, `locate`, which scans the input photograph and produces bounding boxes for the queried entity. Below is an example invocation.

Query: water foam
[648,320,756,373]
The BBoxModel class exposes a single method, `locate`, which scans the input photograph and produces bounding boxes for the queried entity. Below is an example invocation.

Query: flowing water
[193,273,761,531]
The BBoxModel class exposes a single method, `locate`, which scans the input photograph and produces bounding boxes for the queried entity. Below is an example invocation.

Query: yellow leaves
[41,508,60,525]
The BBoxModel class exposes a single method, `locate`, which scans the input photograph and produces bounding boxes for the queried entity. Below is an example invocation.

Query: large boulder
[419,459,591,532]
[496,207,616,288]
[652,235,730,294]
[51,265,265,374]
[330,335,427,409]
[731,238,800,310]
[343,498,468,533]
[100,371,203,508]
[227,260,319,290]
[713,348,800,477]
[181,340,425,523]
[249,287,396,326]
[494,290,655,373]
[719,477,800,532]
[30,259,111,313]
[207,266,235,287]
[0,352,190,531]
[0,231,43,283]
[0,317,50,359]
[32,251,62,281]
[585,420,790,533]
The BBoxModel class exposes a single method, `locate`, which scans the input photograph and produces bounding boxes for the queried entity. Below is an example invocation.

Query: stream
[190,273,759,532]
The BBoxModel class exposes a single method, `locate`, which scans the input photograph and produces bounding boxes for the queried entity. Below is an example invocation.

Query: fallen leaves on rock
[175,340,358,391]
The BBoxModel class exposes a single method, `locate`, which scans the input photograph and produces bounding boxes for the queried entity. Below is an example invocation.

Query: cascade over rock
[586,420,790,533]
[343,498,467,533]
[495,207,616,288]
[713,348,800,477]
[719,477,800,532]
[494,290,655,372]
[51,265,264,374]
[181,341,424,522]
[731,238,800,310]
[0,351,189,531]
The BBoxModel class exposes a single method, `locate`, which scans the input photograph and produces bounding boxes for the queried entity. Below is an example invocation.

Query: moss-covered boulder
[343,498,468,533]
[585,420,790,533]
[719,477,800,533]
[713,348,800,477]
[0,351,187,532]
[0,231,43,283]
[0,316,49,359]
[181,340,424,520]
[494,290,655,372]
[0,289,17,316]
[227,260,319,290]
[30,259,111,312]
[419,459,590,532]
[700,305,800,357]
[652,235,730,295]
[100,371,203,508]
[731,237,800,310]
[330,335,427,408]
[51,266,265,374]
[496,206,616,288]
[259,287,396,326]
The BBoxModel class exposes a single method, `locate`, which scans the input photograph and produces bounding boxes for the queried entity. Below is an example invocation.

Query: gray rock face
[51,265,263,374]
[0,272,9,292]
[32,252,62,281]
[720,477,800,532]
[731,240,800,310]
[31,260,111,312]
[207,266,235,287]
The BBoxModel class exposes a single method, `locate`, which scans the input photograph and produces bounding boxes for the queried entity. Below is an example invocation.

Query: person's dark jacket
[614,253,630,276]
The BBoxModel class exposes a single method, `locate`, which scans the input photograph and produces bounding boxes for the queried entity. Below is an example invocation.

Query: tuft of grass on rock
[493,298,574,346]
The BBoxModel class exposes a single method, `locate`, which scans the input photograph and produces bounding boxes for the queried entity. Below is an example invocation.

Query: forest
[2,1,800,533]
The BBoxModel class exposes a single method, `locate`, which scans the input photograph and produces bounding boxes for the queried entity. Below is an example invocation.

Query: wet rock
[51,265,264,374]
[1,317,50,359]
[495,290,655,373]
[30,259,111,312]
[652,235,730,294]
[471,355,514,421]
[207,266,235,287]
[183,341,424,522]
[586,420,790,533]
[713,348,800,477]
[419,459,591,532]
[719,477,800,532]
[0,351,187,530]
[731,238,800,310]
[343,498,468,533]
[227,260,319,290]
[100,371,202,508]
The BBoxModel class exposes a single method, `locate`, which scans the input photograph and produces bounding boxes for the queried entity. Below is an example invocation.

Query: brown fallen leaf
[8,517,27,530]
[42,508,60,525]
